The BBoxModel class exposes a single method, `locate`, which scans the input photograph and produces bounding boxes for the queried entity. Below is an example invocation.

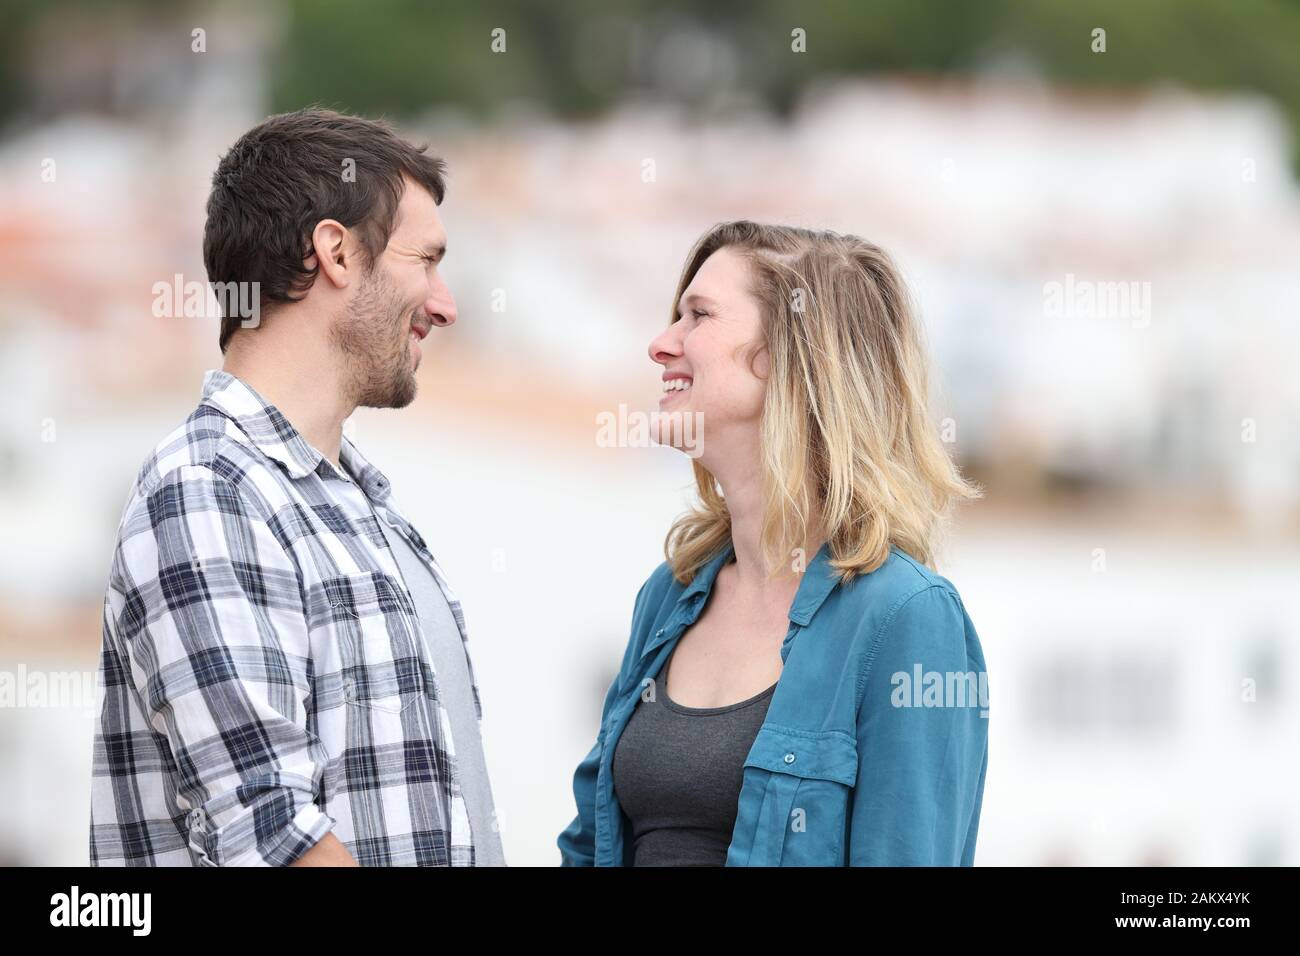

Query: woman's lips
[659,384,691,406]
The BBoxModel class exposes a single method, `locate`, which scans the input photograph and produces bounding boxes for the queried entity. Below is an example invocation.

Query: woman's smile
[659,373,693,407]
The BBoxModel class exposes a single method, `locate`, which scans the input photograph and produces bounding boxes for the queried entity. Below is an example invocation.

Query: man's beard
[331,262,419,410]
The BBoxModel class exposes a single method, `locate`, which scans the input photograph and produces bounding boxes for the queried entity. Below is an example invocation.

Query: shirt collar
[339,433,394,504]
[678,538,841,626]
[198,369,393,503]
[787,541,841,625]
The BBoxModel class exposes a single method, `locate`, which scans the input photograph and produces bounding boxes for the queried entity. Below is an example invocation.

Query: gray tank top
[611,643,776,866]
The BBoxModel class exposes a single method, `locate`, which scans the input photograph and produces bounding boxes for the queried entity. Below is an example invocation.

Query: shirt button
[784,752,796,764]
[656,629,664,637]
[342,678,356,701]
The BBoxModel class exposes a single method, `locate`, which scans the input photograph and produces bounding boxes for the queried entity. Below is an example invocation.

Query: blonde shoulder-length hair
[664,220,981,585]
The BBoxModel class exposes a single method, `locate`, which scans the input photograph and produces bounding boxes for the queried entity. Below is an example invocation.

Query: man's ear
[310,218,355,290]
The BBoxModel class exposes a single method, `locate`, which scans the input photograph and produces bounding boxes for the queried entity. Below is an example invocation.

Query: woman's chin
[654,410,705,459]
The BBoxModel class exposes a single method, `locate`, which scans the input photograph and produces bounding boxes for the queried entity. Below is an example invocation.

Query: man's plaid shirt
[90,369,481,866]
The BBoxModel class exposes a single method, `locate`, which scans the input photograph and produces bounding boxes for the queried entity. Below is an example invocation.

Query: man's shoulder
[123,402,271,512]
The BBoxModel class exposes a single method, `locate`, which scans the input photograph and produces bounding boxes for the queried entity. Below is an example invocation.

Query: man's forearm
[289,831,360,867]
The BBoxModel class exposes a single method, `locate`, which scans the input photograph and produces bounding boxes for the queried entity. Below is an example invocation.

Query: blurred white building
[1,69,1297,864]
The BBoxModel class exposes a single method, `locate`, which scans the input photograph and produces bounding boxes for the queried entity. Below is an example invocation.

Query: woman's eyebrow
[678,292,719,312]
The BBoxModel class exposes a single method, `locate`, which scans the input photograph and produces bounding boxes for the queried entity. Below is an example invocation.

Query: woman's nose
[648,324,682,365]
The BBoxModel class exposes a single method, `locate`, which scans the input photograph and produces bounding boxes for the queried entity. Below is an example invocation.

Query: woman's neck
[714,467,822,600]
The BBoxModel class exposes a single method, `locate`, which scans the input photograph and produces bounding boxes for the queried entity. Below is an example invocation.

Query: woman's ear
[741,338,771,379]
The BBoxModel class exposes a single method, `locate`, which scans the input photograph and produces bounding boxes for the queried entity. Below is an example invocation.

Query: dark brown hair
[203,107,447,352]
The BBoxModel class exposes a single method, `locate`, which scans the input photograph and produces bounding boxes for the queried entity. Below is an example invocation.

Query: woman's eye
[692,308,709,319]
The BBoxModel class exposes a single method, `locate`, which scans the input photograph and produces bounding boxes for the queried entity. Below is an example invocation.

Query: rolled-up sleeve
[848,584,989,866]
[114,464,333,866]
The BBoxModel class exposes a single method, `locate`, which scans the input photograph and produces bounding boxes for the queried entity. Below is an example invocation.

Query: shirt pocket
[733,725,858,866]
[306,571,427,715]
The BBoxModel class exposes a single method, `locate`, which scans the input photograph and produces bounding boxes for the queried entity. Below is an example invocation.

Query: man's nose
[428,277,457,327]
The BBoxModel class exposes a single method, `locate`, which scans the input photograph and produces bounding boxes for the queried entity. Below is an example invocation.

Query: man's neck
[221,349,354,468]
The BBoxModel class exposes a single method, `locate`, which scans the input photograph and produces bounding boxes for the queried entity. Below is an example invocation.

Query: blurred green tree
[2,0,1298,171]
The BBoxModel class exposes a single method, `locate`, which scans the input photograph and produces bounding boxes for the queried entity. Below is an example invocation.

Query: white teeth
[663,379,692,392]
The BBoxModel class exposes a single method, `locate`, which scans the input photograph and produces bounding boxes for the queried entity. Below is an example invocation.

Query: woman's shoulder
[840,544,965,608]
[825,545,975,657]
[624,559,684,637]
[598,559,685,692]
[638,558,682,602]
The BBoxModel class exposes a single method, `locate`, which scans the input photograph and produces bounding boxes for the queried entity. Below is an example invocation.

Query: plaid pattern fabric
[90,369,480,866]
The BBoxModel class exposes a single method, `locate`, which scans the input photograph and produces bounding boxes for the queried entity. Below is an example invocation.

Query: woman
[558,221,989,866]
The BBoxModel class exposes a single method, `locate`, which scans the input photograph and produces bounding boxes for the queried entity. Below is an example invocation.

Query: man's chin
[392,370,419,408]
[356,372,418,410]
[385,381,417,409]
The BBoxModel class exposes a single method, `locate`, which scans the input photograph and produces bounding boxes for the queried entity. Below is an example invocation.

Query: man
[89,108,505,866]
